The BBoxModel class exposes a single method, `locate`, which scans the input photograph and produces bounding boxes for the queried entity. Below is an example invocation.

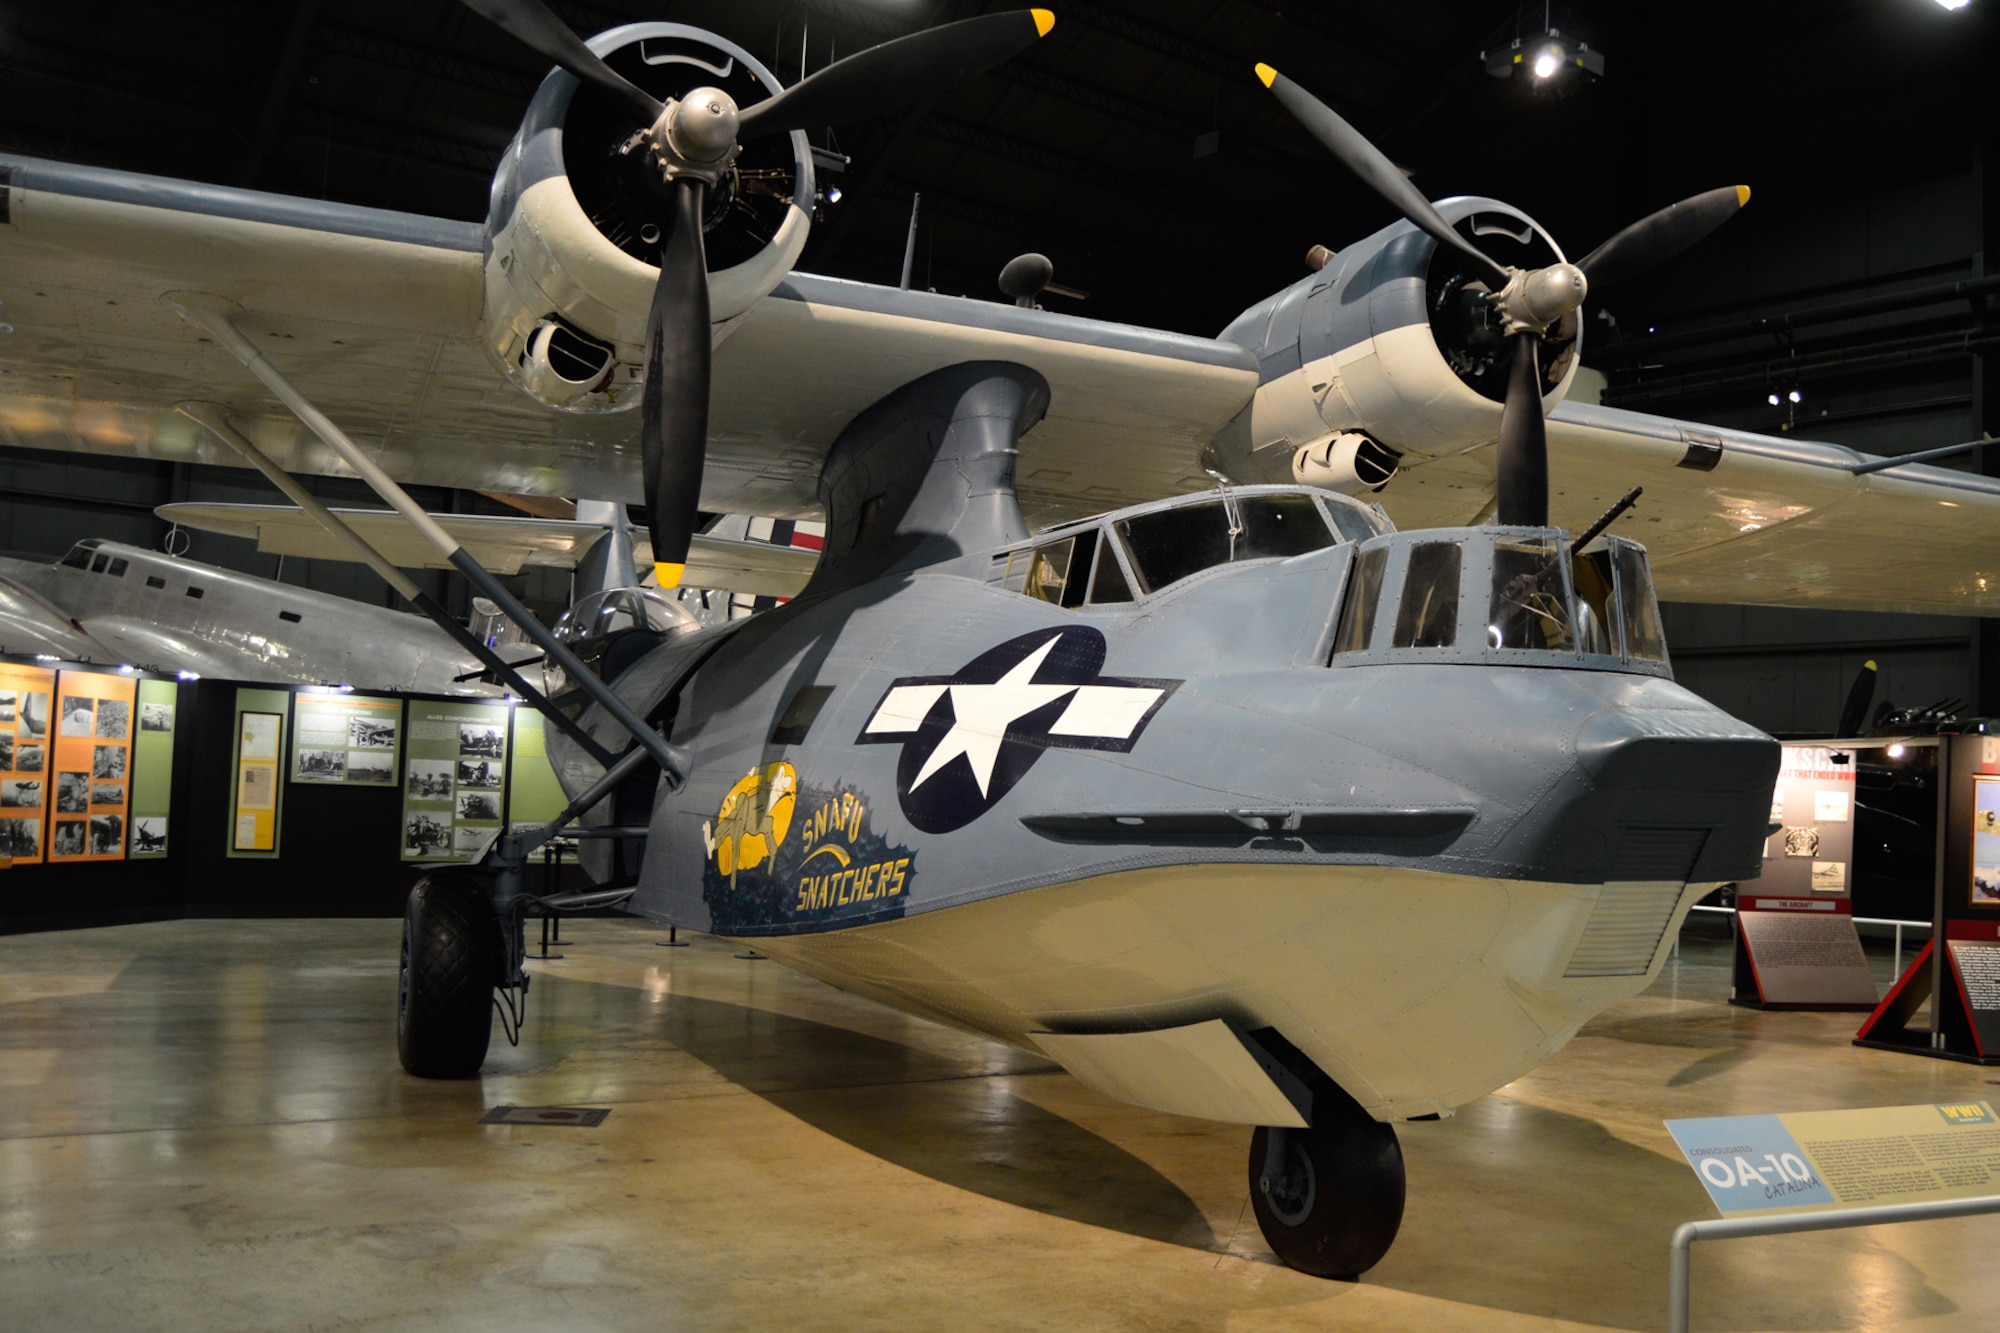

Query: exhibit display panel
[48,668,137,863]
[506,708,566,831]
[291,691,402,787]
[129,679,176,859]
[0,662,55,863]
[402,699,510,862]
[1735,744,1875,1010]
[1860,733,2000,1063]
[229,689,289,857]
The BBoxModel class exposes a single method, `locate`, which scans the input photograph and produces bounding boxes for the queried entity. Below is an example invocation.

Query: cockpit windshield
[1115,494,1336,595]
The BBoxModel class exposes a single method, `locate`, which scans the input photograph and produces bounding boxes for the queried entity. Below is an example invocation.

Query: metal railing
[1669,1195,2000,1333]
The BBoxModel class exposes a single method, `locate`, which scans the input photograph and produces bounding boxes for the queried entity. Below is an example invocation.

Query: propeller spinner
[1254,63,1747,527]
[463,1,1057,586]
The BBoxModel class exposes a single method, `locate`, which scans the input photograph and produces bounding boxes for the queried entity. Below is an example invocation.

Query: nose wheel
[1248,1076,1406,1279]
[397,869,502,1078]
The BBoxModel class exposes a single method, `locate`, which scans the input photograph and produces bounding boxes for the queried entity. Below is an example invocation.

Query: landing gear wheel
[1248,1077,1406,1279]
[397,869,500,1078]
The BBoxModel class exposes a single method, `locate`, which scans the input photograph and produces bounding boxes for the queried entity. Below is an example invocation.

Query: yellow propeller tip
[1864,659,1879,671]
[1735,184,1752,207]
[654,561,685,590]
[1254,62,1278,88]
[1032,9,1055,36]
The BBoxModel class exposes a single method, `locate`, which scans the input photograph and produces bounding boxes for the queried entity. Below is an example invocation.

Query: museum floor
[1,915,1995,1332]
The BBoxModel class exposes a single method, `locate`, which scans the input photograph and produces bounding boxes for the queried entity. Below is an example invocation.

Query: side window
[89,554,110,574]
[1572,549,1616,655]
[1391,542,1461,649]
[1087,533,1134,604]
[1488,537,1574,651]
[1612,541,1668,663]
[1022,536,1075,606]
[107,558,129,578]
[1333,546,1387,655]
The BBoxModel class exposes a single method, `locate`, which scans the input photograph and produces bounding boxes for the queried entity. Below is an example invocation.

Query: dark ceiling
[0,0,1993,343]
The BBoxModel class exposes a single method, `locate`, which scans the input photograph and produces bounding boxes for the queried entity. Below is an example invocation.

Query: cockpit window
[1571,548,1616,655]
[1116,494,1336,594]
[1613,540,1668,663]
[60,546,91,570]
[1324,500,1390,543]
[1487,537,1575,651]
[1087,534,1134,604]
[1333,546,1387,655]
[1002,533,1096,609]
[89,554,110,574]
[1391,541,1461,648]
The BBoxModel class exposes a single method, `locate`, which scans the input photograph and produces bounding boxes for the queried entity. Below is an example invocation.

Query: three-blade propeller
[463,0,1055,585]
[1254,63,1748,527]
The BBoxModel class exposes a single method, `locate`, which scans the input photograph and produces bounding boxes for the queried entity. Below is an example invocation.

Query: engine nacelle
[1207,198,1580,487]
[1292,432,1401,494]
[482,24,814,413]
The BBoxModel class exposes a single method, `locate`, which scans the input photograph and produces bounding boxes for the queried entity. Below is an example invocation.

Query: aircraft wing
[0,156,1256,525]
[156,503,821,599]
[1374,401,2000,615]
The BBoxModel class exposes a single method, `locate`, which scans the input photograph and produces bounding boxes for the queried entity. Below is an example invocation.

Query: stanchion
[657,925,689,948]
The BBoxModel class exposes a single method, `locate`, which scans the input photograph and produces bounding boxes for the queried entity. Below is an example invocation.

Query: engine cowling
[1208,197,1580,486]
[483,23,814,413]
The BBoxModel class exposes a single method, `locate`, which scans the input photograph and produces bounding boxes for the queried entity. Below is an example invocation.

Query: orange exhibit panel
[47,669,138,862]
[0,662,57,863]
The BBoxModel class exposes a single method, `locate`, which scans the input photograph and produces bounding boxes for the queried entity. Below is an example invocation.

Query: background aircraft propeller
[1255,64,1748,528]
[463,0,1055,585]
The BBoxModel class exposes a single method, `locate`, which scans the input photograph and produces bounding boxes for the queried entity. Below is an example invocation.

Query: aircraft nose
[1575,708,1778,791]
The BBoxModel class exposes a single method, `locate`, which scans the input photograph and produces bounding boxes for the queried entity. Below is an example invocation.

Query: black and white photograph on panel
[406,760,453,801]
[457,791,500,822]
[54,773,88,814]
[90,783,124,808]
[0,817,39,857]
[297,749,346,780]
[139,701,174,733]
[50,821,84,857]
[20,693,48,738]
[0,778,42,807]
[94,699,129,740]
[346,751,394,783]
[455,758,502,788]
[131,816,167,855]
[88,814,122,856]
[459,724,503,758]
[349,717,396,749]
[0,691,15,724]
[59,697,92,738]
[14,745,41,773]
[452,825,496,855]
[0,735,13,770]
[404,813,448,856]
[92,746,125,780]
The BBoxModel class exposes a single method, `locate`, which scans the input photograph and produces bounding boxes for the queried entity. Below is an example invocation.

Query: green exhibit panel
[506,708,567,831]
[291,691,403,787]
[128,680,178,859]
[402,699,512,863]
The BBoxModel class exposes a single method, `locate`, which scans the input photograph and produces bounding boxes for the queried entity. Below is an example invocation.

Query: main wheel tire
[397,869,500,1078]
[1248,1077,1406,1279]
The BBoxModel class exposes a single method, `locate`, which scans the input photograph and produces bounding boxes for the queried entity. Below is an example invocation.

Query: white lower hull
[736,862,1709,1121]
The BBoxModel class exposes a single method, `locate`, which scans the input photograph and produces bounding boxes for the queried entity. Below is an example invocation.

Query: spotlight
[826,185,843,204]
[1934,0,1970,10]
[1484,27,1605,84]
[1787,389,1803,404]
[1887,743,1907,759]
[1767,393,1781,406]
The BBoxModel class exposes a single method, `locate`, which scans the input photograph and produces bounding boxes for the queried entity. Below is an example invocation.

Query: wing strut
[164,292,688,789]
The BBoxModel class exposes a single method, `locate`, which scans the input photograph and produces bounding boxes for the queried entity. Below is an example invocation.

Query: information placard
[1668,1102,2000,1216]
[228,688,290,857]
[0,661,55,863]
[291,691,402,786]
[48,669,136,862]
[1762,745,1856,897]
[505,708,566,832]
[401,699,510,862]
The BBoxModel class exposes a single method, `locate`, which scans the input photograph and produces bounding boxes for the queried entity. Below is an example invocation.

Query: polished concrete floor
[1,914,1995,1332]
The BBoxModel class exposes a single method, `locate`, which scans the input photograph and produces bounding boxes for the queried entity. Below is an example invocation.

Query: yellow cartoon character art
[705,761,798,883]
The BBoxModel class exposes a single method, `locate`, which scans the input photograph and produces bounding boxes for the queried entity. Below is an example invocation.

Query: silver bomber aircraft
[0,0,1956,1281]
